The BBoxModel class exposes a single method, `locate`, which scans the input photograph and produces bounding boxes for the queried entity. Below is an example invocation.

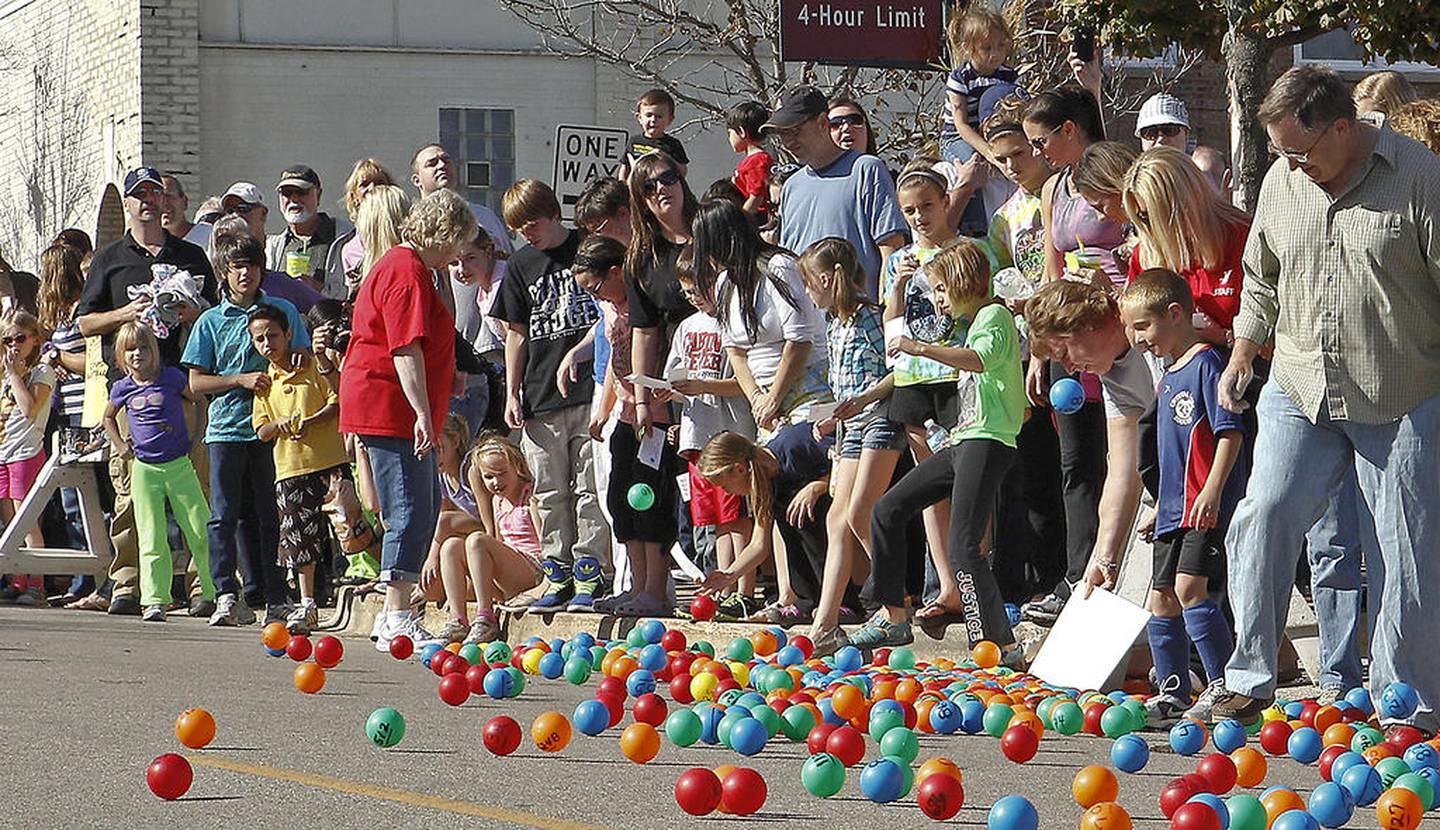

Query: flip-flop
[65,593,109,612]
[914,601,964,621]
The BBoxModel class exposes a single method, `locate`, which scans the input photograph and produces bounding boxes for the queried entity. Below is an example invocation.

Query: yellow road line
[185,754,613,830]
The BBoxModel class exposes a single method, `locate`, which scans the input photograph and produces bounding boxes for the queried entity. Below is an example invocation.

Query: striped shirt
[1234,123,1440,424]
[49,316,85,419]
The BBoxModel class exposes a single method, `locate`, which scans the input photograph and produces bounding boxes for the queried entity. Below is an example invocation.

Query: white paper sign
[626,373,672,392]
[637,427,665,470]
[1027,587,1152,691]
[806,401,838,422]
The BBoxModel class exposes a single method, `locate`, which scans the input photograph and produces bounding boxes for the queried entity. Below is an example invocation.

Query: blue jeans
[207,441,286,605]
[360,434,439,584]
[1305,468,1381,691]
[1226,384,1440,728]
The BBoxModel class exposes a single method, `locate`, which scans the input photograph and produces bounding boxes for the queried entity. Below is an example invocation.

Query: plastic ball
[531,711,572,753]
[1171,720,1208,756]
[983,703,1015,738]
[174,708,216,749]
[1072,764,1120,808]
[146,753,193,800]
[1001,724,1039,763]
[987,794,1039,830]
[292,662,325,694]
[620,722,661,763]
[1170,801,1222,830]
[261,621,290,651]
[626,482,655,510]
[1376,756,1412,788]
[1231,747,1267,788]
[482,715,522,756]
[659,708,700,747]
[1270,809,1319,830]
[1393,772,1436,810]
[972,640,1002,669]
[1111,733,1151,773]
[833,645,864,672]
[729,717,769,757]
[674,767,723,816]
[1260,789,1306,826]
[388,634,413,660]
[1340,762,1384,807]
[1198,752,1239,794]
[1379,682,1420,721]
[720,767,767,816]
[1225,794,1267,830]
[860,756,907,803]
[1101,705,1135,738]
[1188,794,1230,829]
[1374,785,1424,830]
[1306,781,1355,828]
[918,757,963,785]
[438,673,470,706]
[1213,719,1248,753]
[365,707,405,748]
[826,725,866,767]
[1259,720,1293,756]
[1287,726,1323,764]
[1403,742,1439,771]
[688,594,717,621]
[917,771,965,820]
[1050,377,1086,414]
[1052,701,1085,736]
[285,634,312,662]
[572,699,610,736]
[1081,802,1133,830]
[801,752,846,798]
[887,646,916,670]
[780,704,816,741]
[1161,777,1203,819]
[312,635,343,668]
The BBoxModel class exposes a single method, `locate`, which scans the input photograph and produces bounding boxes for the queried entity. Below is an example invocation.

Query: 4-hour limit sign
[552,124,629,220]
[779,0,944,68]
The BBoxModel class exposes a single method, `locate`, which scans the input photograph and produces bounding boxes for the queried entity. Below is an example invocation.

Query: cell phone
[1072,28,1095,63]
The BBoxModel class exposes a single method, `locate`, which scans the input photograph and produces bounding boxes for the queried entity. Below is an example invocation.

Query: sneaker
[713,593,754,622]
[849,612,914,649]
[188,595,216,619]
[462,615,501,645]
[1145,693,1190,728]
[437,617,469,644]
[375,611,444,653]
[0,582,19,601]
[1184,679,1231,723]
[1020,592,1065,626]
[232,595,257,625]
[208,593,242,627]
[810,625,851,659]
[566,556,603,612]
[528,558,573,611]
[1315,686,1343,708]
[592,590,630,615]
[286,604,319,636]
[14,587,45,607]
[142,604,167,622]
[108,593,142,616]
[264,603,293,627]
[1210,691,1275,727]
[369,609,385,642]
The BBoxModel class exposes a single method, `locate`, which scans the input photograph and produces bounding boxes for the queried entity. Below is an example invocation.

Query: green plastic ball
[1225,793,1267,830]
[887,754,916,798]
[665,709,703,747]
[887,646,916,671]
[752,705,783,738]
[1051,701,1084,736]
[982,703,1014,738]
[802,752,847,798]
[458,643,483,665]
[588,644,607,668]
[365,707,405,748]
[725,637,754,662]
[781,704,817,741]
[693,640,715,657]
[484,641,512,664]
[563,656,592,685]
[868,708,907,742]
[1100,704,1133,738]
[1394,772,1437,810]
[879,727,920,764]
[626,482,656,511]
[1376,756,1412,788]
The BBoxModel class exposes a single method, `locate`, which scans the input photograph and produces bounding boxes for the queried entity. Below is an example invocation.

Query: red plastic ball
[1000,724,1040,763]
[286,635,313,662]
[1318,744,1347,781]
[1297,701,1320,727]
[807,723,837,755]
[633,693,668,726]
[1159,777,1200,819]
[826,725,866,767]
[438,673,470,706]
[597,676,627,700]
[598,694,625,728]
[917,772,965,820]
[146,753,193,801]
[689,594,717,621]
[388,634,413,660]
[482,715,522,756]
[1259,720,1293,756]
[789,634,814,659]
[660,629,687,652]
[313,635,343,668]
[669,673,695,704]
[674,767,723,816]
[720,767,767,816]
[1083,702,1109,736]
[1196,752,1238,794]
[1170,801,1222,830]
[1386,725,1426,751]
[430,651,453,677]
[465,663,489,694]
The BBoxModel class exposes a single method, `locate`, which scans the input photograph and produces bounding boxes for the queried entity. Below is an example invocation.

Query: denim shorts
[838,414,907,459]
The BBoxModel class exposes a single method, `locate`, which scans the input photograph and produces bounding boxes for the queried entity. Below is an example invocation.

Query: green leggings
[133,456,216,607]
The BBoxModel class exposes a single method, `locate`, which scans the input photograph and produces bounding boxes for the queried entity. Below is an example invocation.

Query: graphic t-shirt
[110,366,189,464]
[1154,346,1247,536]
[0,363,54,464]
[489,230,600,418]
[985,188,1045,286]
[950,304,1025,448]
[626,133,690,168]
[664,312,755,453]
[880,244,969,386]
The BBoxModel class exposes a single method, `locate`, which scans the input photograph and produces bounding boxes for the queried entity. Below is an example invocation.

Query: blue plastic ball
[1380,682,1420,720]
[1306,781,1355,829]
[265,646,286,657]
[859,757,906,804]
[1404,742,1440,771]
[729,717,769,756]
[572,631,596,650]
[638,618,666,644]
[1111,733,1151,773]
[833,645,863,672]
[959,699,986,734]
[1343,687,1374,716]
[776,645,804,667]
[1170,719,1207,756]
[1339,762,1383,807]
[929,700,962,734]
[1213,719,1248,753]
[1271,808,1320,830]
[1188,793,1230,830]
[483,666,516,699]
[1004,603,1021,627]
[573,699,610,736]
[419,643,444,668]
[987,795,1039,830]
[1283,700,1305,719]
[818,697,845,726]
[698,706,725,745]
[1329,751,1367,783]
[1048,377,1085,414]
[626,669,657,698]
[1288,726,1323,764]
[538,651,565,679]
[637,643,667,672]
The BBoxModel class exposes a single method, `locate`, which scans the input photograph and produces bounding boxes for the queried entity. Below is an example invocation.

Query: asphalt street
[0,606,1381,829]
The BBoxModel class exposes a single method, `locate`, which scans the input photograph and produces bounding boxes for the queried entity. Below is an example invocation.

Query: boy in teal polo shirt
[183,234,310,627]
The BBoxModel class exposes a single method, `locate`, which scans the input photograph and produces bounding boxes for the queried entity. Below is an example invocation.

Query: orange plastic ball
[1261,788,1305,826]
[531,711,572,753]
[174,708,216,749]
[292,662,325,694]
[972,641,1001,669]
[894,679,923,704]
[1376,786,1425,830]
[749,630,778,657]
[610,656,639,680]
[713,764,738,814]
[1311,705,1342,734]
[1231,747,1267,788]
[1080,802,1132,830]
[444,642,463,654]
[1072,764,1120,808]
[261,622,291,651]
[831,685,865,721]
[1365,744,1399,765]
[1322,722,1356,748]
[870,679,898,701]
[915,698,938,734]
[918,757,963,785]
[620,722,661,764]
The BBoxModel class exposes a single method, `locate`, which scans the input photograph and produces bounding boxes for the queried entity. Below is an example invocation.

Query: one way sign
[552,124,629,221]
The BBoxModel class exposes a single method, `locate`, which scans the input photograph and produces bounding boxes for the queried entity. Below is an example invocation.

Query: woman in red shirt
[341,188,474,651]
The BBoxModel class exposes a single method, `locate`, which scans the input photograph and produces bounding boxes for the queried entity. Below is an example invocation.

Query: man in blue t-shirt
[765,86,907,295]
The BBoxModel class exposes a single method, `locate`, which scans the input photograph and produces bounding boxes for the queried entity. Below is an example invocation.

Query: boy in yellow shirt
[248,303,350,634]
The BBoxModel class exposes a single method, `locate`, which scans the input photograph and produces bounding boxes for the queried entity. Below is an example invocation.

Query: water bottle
[924,419,949,453]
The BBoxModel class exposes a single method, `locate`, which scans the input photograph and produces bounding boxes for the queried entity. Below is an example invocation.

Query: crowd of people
[4,8,1440,731]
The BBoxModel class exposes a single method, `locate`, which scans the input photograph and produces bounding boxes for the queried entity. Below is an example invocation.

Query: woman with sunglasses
[827,98,880,157]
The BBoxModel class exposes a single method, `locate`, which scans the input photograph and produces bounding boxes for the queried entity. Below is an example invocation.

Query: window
[1295,30,1439,75]
[438,107,516,215]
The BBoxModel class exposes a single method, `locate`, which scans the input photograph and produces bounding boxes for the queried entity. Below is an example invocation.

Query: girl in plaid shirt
[797,238,905,656]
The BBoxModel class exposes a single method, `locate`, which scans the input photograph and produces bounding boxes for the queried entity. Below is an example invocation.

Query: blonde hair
[1071,141,1138,199]
[342,158,396,221]
[37,244,84,333]
[1119,268,1194,318]
[402,188,477,257]
[1024,279,1119,356]
[472,434,535,494]
[797,238,872,323]
[1123,147,1250,273]
[1353,70,1417,116]
[441,413,470,452]
[947,5,1011,62]
[501,179,562,230]
[697,431,780,529]
[925,238,992,310]
[357,185,412,278]
[1388,97,1440,153]
[114,320,159,361]
[0,310,43,369]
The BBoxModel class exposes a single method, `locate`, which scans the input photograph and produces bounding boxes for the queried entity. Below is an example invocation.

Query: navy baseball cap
[123,167,164,196]
[762,86,830,132]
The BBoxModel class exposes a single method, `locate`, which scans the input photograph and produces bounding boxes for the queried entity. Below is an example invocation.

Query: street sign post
[552,124,630,220]
[779,0,945,69]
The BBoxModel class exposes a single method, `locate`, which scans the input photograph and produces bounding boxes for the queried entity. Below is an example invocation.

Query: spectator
[767,86,907,295]
[356,184,413,283]
[1388,97,1440,152]
[1213,66,1440,729]
[338,158,397,289]
[220,182,270,243]
[1071,141,1139,227]
[575,177,633,245]
[1353,70,1417,117]
[827,97,880,156]
[210,214,324,314]
[1134,93,1191,151]
[983,96,1055,285]
[161,174,211,249]
[53,228,93,257]
[726,101,773,222]
[701,179,746,209]
[77,166,218,618]
[340,188,473,650]
[264,165,355,299]
[0,311,54,607]
[1189,146,1232,195]
[619,88,690,181]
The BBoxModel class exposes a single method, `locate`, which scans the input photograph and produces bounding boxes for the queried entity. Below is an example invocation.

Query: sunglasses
[2,334,28,346]
[578,272,610,295]
[225,203,258,215]
[643,169,682,195]
[829,113,866,128]
[1029,124,1063,152]
[1139,124,1184,141]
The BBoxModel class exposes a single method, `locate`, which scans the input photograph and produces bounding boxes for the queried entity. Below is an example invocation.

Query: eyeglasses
[578,272,609,296]
[829,113,866,128]
[2,334,28,346]
[643,169,682,195]
[225,203,258,215]
[1268,121,1335,165]
[1029,124,1064,151]
[1139,124,1184,141]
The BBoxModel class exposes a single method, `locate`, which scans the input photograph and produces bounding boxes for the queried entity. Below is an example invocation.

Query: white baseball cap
[221,181,266,207]
[1135,93,1191,136]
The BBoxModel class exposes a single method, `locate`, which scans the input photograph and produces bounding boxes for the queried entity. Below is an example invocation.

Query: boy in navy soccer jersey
[1120,269,1247,727]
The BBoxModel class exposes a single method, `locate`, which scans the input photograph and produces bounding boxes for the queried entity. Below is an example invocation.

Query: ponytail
[698,431,779,529]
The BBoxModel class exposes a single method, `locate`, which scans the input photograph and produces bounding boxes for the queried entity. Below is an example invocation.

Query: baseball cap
[123,167,164,196]
[1135,93,1191,136]
[276,164,321,191]
[761,86,830,132]
[221,182,266,207]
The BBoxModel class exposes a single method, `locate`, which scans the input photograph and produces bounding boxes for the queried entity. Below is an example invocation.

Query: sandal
[914,601,965,621]
[612,593,670,618]
[65,592,109,612]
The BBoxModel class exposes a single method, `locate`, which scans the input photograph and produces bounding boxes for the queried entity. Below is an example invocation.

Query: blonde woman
[1122,147,1251,346]
[350,184,412,296]
[339,158,397,285]
[1353,70,1417,117]
[1389,97,1440,153]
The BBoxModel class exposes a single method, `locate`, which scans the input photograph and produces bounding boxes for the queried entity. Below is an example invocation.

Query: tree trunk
[1222,16,1270,212]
